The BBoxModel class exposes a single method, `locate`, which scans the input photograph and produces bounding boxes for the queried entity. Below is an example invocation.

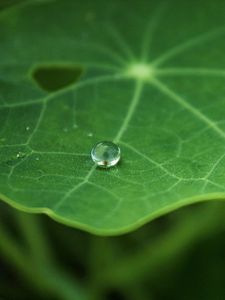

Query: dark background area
[0,200,225,300]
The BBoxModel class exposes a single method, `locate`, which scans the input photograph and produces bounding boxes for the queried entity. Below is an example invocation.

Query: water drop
[91,141,121,168]
[16,151,26,159]
[73,124,78,129]
[26,126,30,131]
[35,157,40,161]
[87,132,93,137]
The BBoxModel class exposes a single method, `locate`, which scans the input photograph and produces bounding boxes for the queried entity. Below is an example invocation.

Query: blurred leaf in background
[0,201,225,300]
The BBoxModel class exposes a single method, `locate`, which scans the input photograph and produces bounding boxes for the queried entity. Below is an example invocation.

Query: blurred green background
[0,201,225,300]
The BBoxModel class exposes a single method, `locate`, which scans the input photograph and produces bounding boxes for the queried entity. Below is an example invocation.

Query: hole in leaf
[32,65,83,92]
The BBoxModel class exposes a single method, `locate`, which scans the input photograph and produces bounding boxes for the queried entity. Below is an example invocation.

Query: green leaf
[1,0,225,235]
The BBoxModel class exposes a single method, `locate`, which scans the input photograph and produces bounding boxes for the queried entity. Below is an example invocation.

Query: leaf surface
[1,0,225,234]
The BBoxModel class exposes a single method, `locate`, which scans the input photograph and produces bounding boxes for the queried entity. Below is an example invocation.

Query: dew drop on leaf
[91,141,121,168]
[16,152,26,159]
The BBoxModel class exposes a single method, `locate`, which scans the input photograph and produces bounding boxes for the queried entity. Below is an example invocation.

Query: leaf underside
[1,0,225,235]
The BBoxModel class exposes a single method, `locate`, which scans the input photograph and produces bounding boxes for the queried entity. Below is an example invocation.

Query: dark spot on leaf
[32,65,83,92]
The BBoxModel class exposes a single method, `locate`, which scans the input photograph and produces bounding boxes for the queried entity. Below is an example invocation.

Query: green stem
[0,211,89,300]
[0,220,47,293]
[16,212,52,264]
[87,236,113,300]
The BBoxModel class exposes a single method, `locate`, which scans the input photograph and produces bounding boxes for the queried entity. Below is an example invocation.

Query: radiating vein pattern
[1,0,225,234]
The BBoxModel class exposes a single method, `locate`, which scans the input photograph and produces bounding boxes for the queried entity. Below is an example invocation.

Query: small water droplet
[16,151,26,159]
[87,132,93,137]
[91,141,121,168]
[26,126,30,131]
[73,124,78,129]
[35,157,40,161]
